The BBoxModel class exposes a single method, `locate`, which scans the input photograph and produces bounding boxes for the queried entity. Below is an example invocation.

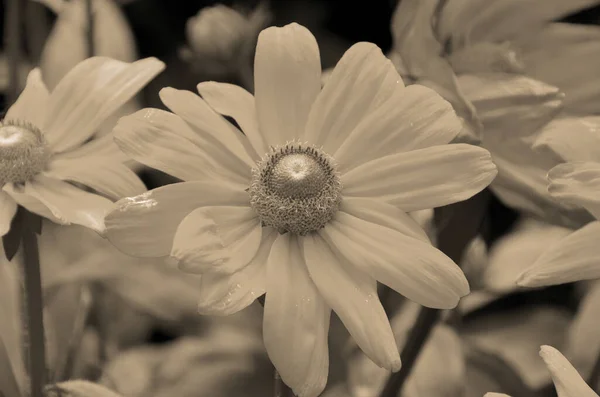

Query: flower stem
[20,209,46,397]
[85,0,94,58]
[274,369,292,397]
[5,0,22,106]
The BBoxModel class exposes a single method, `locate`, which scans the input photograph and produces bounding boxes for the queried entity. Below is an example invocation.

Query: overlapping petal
[534,117,600,163]
[546,162,600,220]
[0,192,17,236]
[539,345,598,397]
[264,233,331,397]
[4,68,49,127]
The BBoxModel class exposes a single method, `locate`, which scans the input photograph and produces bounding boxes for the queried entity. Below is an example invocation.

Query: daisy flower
[484,345,599,397]
[0,56,164,236]
[105,23,497,397]
[390,0,600,228]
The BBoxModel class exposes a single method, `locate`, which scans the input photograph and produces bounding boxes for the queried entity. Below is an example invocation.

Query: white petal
[334,84,462,173]
[321,211,469,309]
[45,57,165,153]
[105,181,248,257]
[534,117,600,164]
[159,87,255,178]
[547,162,600,220]
[263,233,331,397]
[197,81,266,156]
[517,221,600,287]
[301,233,401,371]
[0,192,17,236]
[114,108,249,184]
[45,155,146,200]
[304,42,401,153]
[539,345,598,397]
[342,144,497,212]
[171,206,262,275]
[3,183,65,224]
[196,229,276,316]
[254,23,321,146]
[4,68,49,127]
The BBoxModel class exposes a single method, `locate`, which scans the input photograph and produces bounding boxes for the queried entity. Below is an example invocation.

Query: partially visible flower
[485,345,599,397]
[106,23,496,397]
[0,56,163,236]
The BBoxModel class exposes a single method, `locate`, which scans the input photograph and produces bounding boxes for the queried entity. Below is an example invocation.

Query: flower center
[249,142,342,235]
[0,120,49,186]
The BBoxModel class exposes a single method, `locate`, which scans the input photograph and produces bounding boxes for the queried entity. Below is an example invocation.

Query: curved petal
[0,192,17,236]
[301,233,400,371]
[196,229,276,316]
[171,206,262,275]
[3,183,65,225]
[534,117,600,164]
[159,88,255,182]
[20,174,113,233]
[44,155,146,200]
[197,82,266,156]
[517,221,600,287]
[341,144,497,212]
[320,211,469,309]
[304,42,401,153]
[539,345,598,397]
[105,181,248,257]
[4,68,49,128]
[45,57,165,153]
[547,162,600,220]
[264,233,331,397]
[114,108,249,184]
[57,132,127,162]
[254,23,321,146]
[334,84,462,173]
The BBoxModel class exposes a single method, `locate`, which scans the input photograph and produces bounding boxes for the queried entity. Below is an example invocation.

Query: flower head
[0,56,164,236]
[106,23,497,397]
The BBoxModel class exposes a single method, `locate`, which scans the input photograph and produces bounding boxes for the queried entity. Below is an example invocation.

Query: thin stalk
[274,369,291,397]
[85,0,95,57]
[5,0,22,106]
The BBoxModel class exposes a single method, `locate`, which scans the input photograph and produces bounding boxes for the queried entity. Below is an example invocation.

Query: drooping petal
[4,68,49,127]
[3,183,65,225]
[334,84,462,173]
[546,162,600,220]
[320,211,469,309]
[303,42,401,153]
[517,221,600,287]
[0,192,17,236]
[341,144,497,212]
[539,345,598,397]
[44,155,146,200]
[197,81,266,156]
[58,132,128,163]
[45,57,165,153]
[254,23,321,146]
[196,229,276,316]
[514,23,600,115]
[301,233,400,371]
[20,174,113,233]
[105,181,248,257]
[534,117,600,164]
[263,233,331,397]
[171,206,262,275]
[159,88,256,179]
[114,108,249,185]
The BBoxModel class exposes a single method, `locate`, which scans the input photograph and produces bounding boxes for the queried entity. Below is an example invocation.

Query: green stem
[20,209,46,397]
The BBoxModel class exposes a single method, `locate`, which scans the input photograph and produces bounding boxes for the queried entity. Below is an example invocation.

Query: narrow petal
[534,117,600,164]
[547,162,600,220]
[171,206,262,275]
[304,42,401,153]
[0,192,17,236]
[114,108,249,185]
[341,144,497,212]
[334,84,462,173]
[264,233,331,397]
[21,174,113,233]
[45,57,165,153]
[517,221,600,287]
[44,155,146,200]
[321,211,469,309]
[196,229,276,316]
[539,345,598,397]
[197,81,266,156]
[254,23,321,146]
[105,181,248,257]
[159,88,255,178]
[301,233,400,371]
[4,68,49,127]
